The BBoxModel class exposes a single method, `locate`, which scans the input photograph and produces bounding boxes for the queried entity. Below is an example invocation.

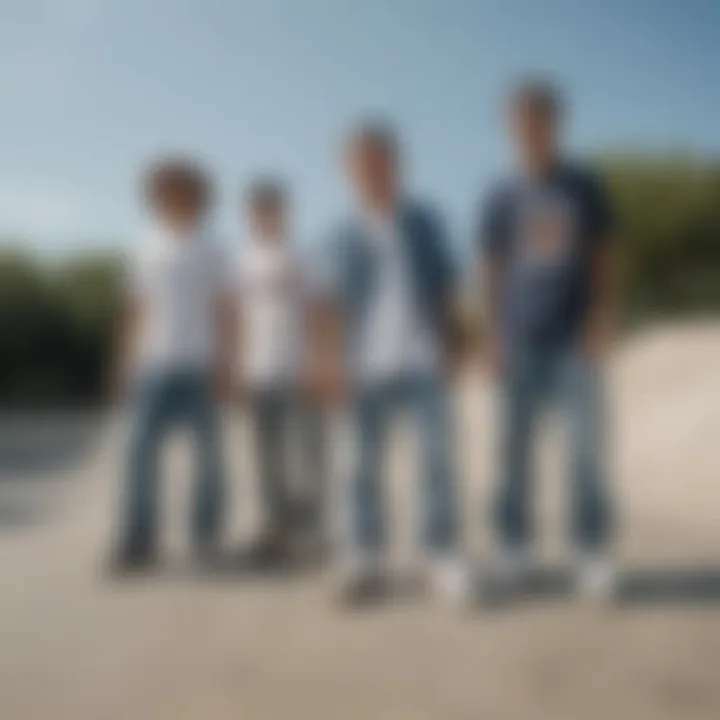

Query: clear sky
[1,0,719,255]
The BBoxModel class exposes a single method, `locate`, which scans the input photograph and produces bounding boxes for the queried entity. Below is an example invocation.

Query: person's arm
[107,252,147,403]
[107,296,142,403]
[424,207,464,376]
[308,298,346,405]
[212,244,239,403]
[476,187,510,376]
[213,290,237,402]
[480,256,507,376]
[306,231,348,407]
[584,176,618,365]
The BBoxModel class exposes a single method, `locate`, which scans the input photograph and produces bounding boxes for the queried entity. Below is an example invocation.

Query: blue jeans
[248,388,326,533]
[120,371,225,553]
[352,373,458,552]
[495,346,611,551]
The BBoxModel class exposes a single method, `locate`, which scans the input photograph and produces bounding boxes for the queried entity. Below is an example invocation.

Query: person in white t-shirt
[109,158,234,572]
[234,178,324,564]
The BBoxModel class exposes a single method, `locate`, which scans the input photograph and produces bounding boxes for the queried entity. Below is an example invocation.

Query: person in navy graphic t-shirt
[479,80,617,600]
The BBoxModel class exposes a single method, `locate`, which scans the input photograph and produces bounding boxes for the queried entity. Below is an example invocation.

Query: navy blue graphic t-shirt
[479,163,614,349]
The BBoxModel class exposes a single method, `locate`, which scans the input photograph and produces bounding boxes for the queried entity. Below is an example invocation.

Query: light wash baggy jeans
[494,345,611,551]
[119,370,225,553]
[351,372,459,553]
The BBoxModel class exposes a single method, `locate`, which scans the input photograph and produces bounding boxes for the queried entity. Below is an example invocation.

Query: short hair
[143,157,212,212]
[344,118,400,162]
[509,78,564,122]
[244,176,287,210]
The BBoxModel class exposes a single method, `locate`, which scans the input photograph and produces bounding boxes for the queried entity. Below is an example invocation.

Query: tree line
[0,250,123,407]
[1,155,719,407]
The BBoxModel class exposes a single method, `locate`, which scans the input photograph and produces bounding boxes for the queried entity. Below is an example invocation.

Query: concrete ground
[1,322,719,720]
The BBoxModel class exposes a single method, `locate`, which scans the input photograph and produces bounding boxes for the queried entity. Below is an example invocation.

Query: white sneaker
[575,553,616,603]
[427,555,473,607]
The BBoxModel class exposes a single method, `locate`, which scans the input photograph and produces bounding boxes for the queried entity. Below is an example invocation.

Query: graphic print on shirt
[516,191,576,269]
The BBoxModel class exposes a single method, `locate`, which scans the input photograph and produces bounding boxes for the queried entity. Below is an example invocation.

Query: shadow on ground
[496,564,720,607]
[101,549,720,607]
[0,413,104,479]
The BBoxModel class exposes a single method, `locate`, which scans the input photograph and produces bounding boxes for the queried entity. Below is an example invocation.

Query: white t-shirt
[356,216,438,383]
[128,225,231,373]
[233,239,307,389]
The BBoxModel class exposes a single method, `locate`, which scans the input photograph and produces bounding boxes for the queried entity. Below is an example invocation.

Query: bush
[0,250,123,408]
[600,155,720,320]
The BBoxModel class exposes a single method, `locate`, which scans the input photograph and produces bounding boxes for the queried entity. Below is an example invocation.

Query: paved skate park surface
[1,323,719,720]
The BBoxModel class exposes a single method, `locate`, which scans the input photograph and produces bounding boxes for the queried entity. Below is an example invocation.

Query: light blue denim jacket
[325,199,456,363]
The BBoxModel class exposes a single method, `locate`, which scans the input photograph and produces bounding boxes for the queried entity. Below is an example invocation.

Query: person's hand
[325,374,350,407]
[212,364,234,403]
[584,318,613,367]
[105,360,130,407]
[308,366,349,407]
[231,376,247,405]
[443,347,466,382]
[484,335,504,378]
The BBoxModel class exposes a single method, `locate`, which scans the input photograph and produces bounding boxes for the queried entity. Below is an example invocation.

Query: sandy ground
[1,322,719,720]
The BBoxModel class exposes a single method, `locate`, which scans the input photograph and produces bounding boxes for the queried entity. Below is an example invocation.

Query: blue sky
[1,0,719,255]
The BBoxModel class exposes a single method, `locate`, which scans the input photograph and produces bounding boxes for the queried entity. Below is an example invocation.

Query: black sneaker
[246,531,293,570]
[192,536,225,571]
[336,566,388,608]
[105,542,157,577]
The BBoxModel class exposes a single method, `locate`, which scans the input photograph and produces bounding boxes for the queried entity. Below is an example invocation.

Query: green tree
[600,155,720,320]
